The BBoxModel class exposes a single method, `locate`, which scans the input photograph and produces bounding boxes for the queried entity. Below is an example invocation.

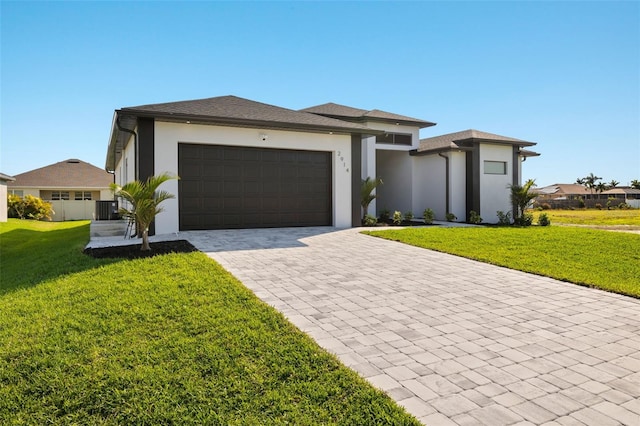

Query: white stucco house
[105,95,539,235]
[1,173,16,222]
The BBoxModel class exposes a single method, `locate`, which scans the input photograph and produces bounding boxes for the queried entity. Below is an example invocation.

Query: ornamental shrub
[404,211,414,221]
[7,195,54,221]
[468,210,482,224]
[496,210,511,226]
[445,213,457,222]
[362,214,378,226]
[392,210,403,225]
[538,212,551,226]
[423,208,434,225]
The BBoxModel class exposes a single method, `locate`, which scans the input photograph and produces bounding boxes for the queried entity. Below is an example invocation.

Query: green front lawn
[531,208,640,226]
[0,220,418,425]
[365,227,640,298]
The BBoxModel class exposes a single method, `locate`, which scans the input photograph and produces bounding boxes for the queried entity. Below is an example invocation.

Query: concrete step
[90,220,129,238]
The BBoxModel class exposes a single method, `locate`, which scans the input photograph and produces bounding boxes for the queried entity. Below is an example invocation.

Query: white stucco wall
[361,136,378,216]
[479,144,513,223]
[362,121,421,217]
[99,188,114,200]
[0,182,7,222]
[412,154,446,220]
[449,151,467,221]
[364,121,421,151]
[376,150,413,215]
[153,121,353,234]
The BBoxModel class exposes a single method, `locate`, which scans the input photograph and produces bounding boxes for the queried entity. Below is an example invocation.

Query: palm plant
[110,173,178,251]
[608,180,619,189]
[631,179,640,190]
[577,173,602,196]
[509,179,537,225]
[361,177,383,221]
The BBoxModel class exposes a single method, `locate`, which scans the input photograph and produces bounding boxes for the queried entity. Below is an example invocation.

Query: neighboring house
[601,187,640,208]
[1,173,16,222]
[7,159,114,221]
[105,95,539,234]
[534,183,593,201]
[534,184,640,208]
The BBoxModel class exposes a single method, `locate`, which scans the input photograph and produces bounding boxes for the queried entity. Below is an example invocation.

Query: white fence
[49,200,96,221]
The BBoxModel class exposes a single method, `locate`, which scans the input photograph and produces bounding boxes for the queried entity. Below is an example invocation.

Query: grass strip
[531,209,640,226]
[0,220,418,425]
[365,226,640,298]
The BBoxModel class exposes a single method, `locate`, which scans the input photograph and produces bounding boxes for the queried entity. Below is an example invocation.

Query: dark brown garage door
[178,144,332,230]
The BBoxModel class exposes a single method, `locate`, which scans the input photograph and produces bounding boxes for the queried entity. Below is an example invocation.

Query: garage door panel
[203,197,222,210]
[179,144,332,230]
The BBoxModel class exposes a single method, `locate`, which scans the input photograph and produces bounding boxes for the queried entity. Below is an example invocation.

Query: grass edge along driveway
[364,226,640,298]
[0,220,419,425]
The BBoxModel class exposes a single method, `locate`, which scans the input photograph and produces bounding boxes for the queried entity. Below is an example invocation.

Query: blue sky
[2,1,638,187]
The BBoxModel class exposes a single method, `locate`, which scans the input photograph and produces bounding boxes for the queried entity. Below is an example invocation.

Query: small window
[74,191,92,200]
[484,161,507,175]
[52,191,70,200]
[9,189,23,197]
[376,133,412,146]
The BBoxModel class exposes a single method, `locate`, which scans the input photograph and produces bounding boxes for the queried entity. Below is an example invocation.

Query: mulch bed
[84,240,198,259]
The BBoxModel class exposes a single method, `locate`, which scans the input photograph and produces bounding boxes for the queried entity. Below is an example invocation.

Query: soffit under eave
[410,146,473,156]
[454,137,537,148]
[106,113,137,172]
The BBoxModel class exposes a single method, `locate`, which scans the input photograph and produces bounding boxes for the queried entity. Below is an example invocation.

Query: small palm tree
[361,177,383,221]
[631,179,640,190]
[110,173,179,251]
[608,180,619,189]
[509,179,537,224]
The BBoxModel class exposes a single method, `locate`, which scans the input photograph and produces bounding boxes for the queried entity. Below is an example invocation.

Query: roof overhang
[453,137,537,147]
[105,110,385,172]
[317,114,436,129]
[409,145,472,156]
[0,173,16,182]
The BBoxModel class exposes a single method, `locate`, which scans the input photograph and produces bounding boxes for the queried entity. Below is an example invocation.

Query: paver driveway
[183,227,640,426]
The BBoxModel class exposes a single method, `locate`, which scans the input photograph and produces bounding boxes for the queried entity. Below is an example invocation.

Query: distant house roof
[108,95,382,171]
[414,129,538,155]
[0,173,15,183]
[301,102,436,128]
[7,159,112,189]
[534,184,591,196]
[602,187,640,195]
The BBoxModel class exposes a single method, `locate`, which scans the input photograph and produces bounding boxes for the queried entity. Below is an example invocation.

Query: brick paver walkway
[183,227,640,426]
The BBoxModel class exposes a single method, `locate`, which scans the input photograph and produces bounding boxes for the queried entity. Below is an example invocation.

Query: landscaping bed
[84,239,198,259]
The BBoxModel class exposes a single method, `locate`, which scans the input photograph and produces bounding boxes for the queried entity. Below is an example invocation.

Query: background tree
[631,179,640,190]
[509,179,537,225]
[361,177,383,221]
[607,180,619,189]
[111,173,178,251]
[576,173,602,197]
[596,182,607,194]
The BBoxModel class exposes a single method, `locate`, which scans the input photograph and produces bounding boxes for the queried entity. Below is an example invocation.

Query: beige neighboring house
[1,172,16,222]
[7,159,114,221]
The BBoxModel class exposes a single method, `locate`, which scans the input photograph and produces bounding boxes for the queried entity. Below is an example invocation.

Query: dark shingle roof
[7,159,112,188]
[121,96,373,133]
[416,129,537,154]
[602,187,640,195]
[301,102,435,128]
[0,173,15,182]
[107,96,384,171]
